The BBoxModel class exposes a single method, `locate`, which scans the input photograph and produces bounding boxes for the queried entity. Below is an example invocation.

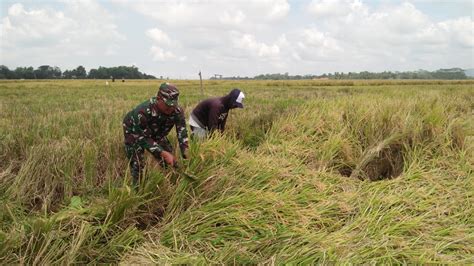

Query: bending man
[189,88,245,139]
[123,83,189,185]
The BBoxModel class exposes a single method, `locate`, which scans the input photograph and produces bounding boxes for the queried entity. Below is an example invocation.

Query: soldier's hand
[160,151,177,166]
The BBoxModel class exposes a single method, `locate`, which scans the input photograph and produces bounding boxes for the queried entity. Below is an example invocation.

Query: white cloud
[298,0,474,71]
[118,0,289,29]
[259,0,290,20]
[232,33,280,58]
[1,0,472,78]
[439,17,474,48]
[1,1,124,68]
[132,0,289,66]
[219,10,246,26]
[150,46,176,61]
[1,4,75,48]
[308,0,361,18]
[380,2,430,34]
[146,28,173,45]
[146,28,186,62]
[293,28,342,61]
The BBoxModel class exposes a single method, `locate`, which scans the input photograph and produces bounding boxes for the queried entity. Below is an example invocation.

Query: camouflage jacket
[123,97,188,157]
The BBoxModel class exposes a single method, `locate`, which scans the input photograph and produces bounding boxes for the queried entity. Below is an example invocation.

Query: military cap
[158,82,179,107]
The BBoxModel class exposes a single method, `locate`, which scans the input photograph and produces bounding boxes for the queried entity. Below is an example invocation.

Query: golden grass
[1,79,473,263]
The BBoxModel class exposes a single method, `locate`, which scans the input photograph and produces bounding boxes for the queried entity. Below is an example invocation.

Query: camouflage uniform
[123,85,188,183]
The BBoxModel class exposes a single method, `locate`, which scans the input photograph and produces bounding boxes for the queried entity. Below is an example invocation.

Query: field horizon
[1,79,473,264]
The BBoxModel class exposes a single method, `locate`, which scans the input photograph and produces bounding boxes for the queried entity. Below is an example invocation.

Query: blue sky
[1,0,473,78]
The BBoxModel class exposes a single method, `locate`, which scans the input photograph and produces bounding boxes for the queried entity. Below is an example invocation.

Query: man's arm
[218,113,228,132]
[175,107,189,158]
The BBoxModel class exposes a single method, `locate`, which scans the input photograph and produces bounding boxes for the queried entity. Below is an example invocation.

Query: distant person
[189,88,245,139]
[123,83,189,185]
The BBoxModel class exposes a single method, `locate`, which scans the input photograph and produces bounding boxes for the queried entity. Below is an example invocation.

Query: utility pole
[199,70,203,97]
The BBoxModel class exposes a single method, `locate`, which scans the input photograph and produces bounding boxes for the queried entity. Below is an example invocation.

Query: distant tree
[1,65,156,79]
[16,67,35,79]
[143,73,157,79]
[88,68,98,79]
[28,65,61,79]
[52,66,62,78]
[65,69,72,78]
[96,67,109,79]
[0,65,12,79]
[75,66,87,79]
[34,65,50,79]
[433,68,467,79]
[3,65,466,80]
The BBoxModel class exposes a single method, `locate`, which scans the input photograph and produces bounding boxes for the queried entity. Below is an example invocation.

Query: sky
[1,0,473,79]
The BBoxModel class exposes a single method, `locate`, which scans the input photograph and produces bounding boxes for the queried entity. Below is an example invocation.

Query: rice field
[0,79,473,264]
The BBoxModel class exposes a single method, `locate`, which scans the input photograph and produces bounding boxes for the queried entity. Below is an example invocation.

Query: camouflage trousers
[123,134,173,184]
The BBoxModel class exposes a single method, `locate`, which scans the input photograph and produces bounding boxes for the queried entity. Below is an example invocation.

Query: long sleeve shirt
[123,97,188,157]
[191,97,230,132]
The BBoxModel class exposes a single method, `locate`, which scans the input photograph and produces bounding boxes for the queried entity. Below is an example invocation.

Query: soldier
[189,88,245,139]
[123,82,189,185]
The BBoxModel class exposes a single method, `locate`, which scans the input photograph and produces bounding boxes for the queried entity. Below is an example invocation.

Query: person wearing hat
[122,82,189,185]
[189,88,245,139]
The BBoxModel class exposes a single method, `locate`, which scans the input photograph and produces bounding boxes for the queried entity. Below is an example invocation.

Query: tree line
[1,65,468,80]
[0,65,156,79]
[213,68,469,80]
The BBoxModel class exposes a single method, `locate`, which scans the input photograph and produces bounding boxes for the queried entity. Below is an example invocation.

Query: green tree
[75,66,87,79]
[0,65,12,79]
